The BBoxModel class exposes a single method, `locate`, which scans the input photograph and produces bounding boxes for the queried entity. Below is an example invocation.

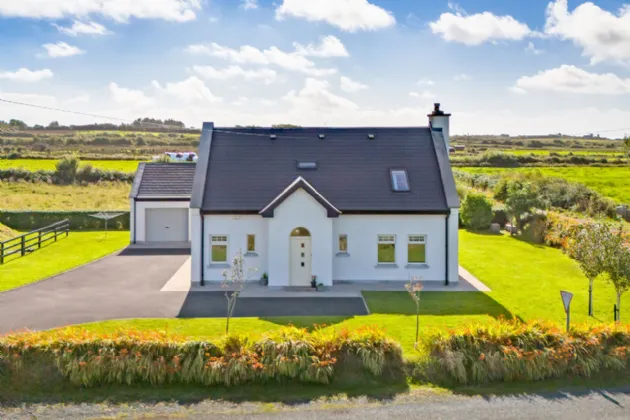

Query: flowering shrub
[419,319,630,385]
[0,326,402,388]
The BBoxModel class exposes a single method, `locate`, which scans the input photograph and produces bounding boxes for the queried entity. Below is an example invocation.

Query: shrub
[0,326,403,388]
[0,211,130,230]
[460,193,493,230]
[416,319,630,385]
[55,155,80,184]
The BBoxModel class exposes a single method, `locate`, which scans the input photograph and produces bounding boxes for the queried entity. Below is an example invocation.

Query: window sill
[405,263,429,269]
[375,263,398,269]
[244,252,258,257]
[336,252,350,257]
[208,263,230,269]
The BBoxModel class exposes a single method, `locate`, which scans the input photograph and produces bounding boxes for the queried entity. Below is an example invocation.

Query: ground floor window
[408,235,426,263]
[338,234,348,253]
[377,234,396,263]
[247,234,256,252]
[211,235,228,263]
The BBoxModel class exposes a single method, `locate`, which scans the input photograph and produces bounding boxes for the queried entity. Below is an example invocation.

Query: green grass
[64,230,630,359]
[0,231,128,291]
[0,159,143,173]
[461,166,630,204]
[0,223,17,241]
[0,181,130,210]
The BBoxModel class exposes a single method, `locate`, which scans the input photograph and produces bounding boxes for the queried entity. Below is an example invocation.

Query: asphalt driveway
[0,248,367,334]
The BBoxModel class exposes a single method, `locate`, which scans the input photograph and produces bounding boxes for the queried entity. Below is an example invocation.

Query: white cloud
[241,0,258,10]
[259,99,275,106]
[340,76,368,92]
[525,41,543,55]
[430,11,531,45]
[513,65,630,95]
[545,0,630,65]
[284,78,359,111]
[64,93,90,104]
[293,35,349,57]
[42,42,85,58]
[53,20,110,36]
[275,0,395,32]
[0,68,53,82]
[0,0,201,22]
[109,82,153,107]
[232,96,250,106]
[454,73,472,81]
[508,86,527,95]
[409,91,435,99]
[152,76,222,103]
[192,65,277,85]
[186,42,337,76]
[417,78,435,86]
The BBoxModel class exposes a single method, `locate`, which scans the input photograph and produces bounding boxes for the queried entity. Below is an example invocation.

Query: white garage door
[145,208,189,242]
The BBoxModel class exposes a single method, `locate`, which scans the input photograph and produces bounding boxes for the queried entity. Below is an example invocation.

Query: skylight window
[391,169,410,192]
[297,161,318,169]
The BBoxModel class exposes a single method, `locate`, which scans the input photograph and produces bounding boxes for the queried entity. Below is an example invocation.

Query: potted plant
[317,282,325,291]
[311,275,317,289]
[260,272,269,286]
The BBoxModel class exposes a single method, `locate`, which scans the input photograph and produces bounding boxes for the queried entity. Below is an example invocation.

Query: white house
[186,103,460,287]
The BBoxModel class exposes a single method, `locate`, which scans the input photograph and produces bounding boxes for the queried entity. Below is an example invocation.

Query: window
[408,235,426,263]
[338,234,348,253]
[247,234,256,252]
[297,161,318,169]
[390,169,410,192]
[377,234,396,264]
[211,235,228,263]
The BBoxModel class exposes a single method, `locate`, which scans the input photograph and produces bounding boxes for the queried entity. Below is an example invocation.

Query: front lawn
[0,231,128,292]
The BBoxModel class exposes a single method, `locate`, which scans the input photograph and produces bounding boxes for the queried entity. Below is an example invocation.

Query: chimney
[428,103,451,150]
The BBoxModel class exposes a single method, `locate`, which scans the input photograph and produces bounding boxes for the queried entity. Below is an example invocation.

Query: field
[0,231,128,292]
[0,159,143,173]
[63,231,630,358]
[0,181,130,210]
[461,166,630,204]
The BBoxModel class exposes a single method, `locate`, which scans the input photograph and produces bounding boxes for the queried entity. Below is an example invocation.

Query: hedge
[0,211,130,231]
[0,167,134,184]
[0,326,404,388]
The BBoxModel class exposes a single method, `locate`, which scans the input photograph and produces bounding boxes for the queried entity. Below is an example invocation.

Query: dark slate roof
[130,163,196,199]
[200,127,450,212]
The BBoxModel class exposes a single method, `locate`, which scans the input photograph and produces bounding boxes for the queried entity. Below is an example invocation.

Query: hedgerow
[0,326,404,387]
[0,211,130,230]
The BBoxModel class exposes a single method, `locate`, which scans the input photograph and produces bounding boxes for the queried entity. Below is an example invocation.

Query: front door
[290,237,312,286]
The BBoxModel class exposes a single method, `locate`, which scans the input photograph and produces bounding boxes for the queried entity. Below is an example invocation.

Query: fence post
[54,227,57,242]
[21,236,25,256]
[38,231,42,249]
[0,242,4,264]
[66,221,69,237]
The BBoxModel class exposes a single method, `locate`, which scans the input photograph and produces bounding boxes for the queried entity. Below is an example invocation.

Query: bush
[0,326,403,388]
[460,193,493,230]
[0,211,130,230]
[55,155,80,184]
[415,320,630,385]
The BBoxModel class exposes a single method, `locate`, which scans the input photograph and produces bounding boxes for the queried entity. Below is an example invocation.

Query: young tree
[405,276,423,350]
[504,182,545,234]
[568,223,608,316]
[460,192,493,230]
[604,226,630,323]
[222,249,257,335]
[623,136,630,159]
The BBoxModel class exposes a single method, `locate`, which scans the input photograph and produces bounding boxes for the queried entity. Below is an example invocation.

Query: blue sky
[1,0,630,137]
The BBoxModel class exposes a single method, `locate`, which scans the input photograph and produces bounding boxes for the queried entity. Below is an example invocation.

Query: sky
[0,0,630,137]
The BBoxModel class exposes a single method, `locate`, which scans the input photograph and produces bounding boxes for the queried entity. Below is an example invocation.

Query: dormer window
[390,169,410,192]
[297,161,318,169]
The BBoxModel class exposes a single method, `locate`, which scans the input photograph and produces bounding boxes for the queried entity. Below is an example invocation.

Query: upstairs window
[390,169,410,192]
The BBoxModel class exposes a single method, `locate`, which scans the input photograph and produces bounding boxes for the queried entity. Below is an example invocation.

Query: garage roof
[129,163,196,200]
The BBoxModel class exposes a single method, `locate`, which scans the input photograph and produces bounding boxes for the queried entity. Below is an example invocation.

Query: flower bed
[0,326,403,387]
[416,319,630,385]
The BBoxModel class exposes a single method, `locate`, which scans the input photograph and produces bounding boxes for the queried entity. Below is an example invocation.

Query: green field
[63,231,630,358]
[0,181,130,210]
[461,166,630,204]
[0,231,128,291]
[0,159,143,173]
[502,149,623,156]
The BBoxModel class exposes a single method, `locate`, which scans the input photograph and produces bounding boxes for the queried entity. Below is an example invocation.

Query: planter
[311,275,317,289]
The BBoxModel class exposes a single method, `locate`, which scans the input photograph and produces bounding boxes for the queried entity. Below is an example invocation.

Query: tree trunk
[617,292,621,324]
[588,279,594,317]
[415,303,420,347]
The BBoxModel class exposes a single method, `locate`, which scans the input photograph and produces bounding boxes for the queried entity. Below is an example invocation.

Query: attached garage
[129,163,196,245]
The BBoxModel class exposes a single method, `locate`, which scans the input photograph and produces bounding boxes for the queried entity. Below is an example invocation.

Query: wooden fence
[0,219,70,264]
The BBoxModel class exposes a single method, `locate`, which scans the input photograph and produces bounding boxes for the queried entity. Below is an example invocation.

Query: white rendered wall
[202,215,268,282]
[448,209,460,284]
[429,115,450,150]
[129,198,135,243]
[190,208,202,283]
[132,201,191,243]
[268,189,333,287]
[332,214,449,282]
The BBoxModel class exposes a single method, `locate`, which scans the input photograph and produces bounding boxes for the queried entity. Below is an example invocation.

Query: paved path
[0,249,366,334]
